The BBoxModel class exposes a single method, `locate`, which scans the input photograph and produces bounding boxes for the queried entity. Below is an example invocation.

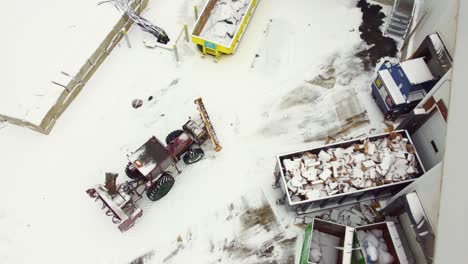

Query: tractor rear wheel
[183,148,205,164]
[146,173,175,201]
[166,130,184,145]
[125,163,146,181]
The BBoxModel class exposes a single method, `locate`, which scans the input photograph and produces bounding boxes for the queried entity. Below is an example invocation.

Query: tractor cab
[127,136,174,180]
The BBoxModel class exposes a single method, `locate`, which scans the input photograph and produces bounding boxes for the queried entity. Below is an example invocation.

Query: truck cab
[372,58,437,120]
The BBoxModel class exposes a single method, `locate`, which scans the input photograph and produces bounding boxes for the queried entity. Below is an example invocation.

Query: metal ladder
[194,98,222,152]
[383,0,416,44]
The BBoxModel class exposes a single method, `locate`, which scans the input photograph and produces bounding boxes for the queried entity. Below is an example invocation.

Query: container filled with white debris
[191,0,258,60]
[274,130,425,214]
[299,218,354,264]
[354,222,409,264]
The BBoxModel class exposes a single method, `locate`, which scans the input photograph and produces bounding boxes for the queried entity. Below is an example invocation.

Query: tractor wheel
[165,130,184,145]
[146,173,175,201]
[183,148,205,165]
[125,163,146,181]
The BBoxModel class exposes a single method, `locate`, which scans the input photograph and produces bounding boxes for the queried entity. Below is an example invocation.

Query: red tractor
[86,98,221,232]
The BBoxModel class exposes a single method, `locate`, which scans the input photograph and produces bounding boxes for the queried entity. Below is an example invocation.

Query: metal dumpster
[274,130,425,214]
[191,0,259,61]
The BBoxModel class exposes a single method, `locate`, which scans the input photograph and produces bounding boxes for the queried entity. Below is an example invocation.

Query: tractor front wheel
[146,173,175,201]
[183,148,205,165]
[166,130,184,145]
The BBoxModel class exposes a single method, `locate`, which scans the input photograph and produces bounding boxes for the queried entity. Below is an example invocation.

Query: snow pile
[308,230,340,264]
[356,229,394,264]
[282,132,420,202]
[200,0,251,46]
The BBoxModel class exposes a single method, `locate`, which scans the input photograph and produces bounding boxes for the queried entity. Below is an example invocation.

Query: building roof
[401,58,435,85]
[0,2,124,126]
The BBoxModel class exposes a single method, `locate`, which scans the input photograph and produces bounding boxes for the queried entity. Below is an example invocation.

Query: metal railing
[173,24,190,62]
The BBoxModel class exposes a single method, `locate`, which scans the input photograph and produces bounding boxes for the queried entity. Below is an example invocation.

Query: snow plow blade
[194,97,222,152]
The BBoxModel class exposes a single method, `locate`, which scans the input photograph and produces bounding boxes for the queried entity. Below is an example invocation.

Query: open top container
[191,0,259,61]
[300,218,354,264]
[354,222,409,264]
[274,130,425,214]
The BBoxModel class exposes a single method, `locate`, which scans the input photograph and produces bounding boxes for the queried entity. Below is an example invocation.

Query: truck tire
[166,130,184,145]
[183,148,204,164]
[385,113,397,122]
[146,173,175,201]
[125,163,146,181]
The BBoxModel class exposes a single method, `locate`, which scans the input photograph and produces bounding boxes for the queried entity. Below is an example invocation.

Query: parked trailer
[274,130,425,214]
[191,0,259,61]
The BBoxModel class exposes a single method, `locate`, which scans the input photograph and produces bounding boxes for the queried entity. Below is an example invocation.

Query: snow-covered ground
[140,190,297,263]
[0,0,387,263]
[0,1,122,125]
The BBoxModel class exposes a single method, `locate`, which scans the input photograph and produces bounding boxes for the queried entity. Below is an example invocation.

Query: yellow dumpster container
[191,0,259,61]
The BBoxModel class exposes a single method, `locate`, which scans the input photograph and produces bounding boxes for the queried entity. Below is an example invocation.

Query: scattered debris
[163,244,185,263]
[384,120,394,132]
[132,99,143,109]
[169,78,179,87]
[129,250,155,264]
[294,200,380,228]
[307,63,337,89]
[153,191,297,263]
[322,202,378,227]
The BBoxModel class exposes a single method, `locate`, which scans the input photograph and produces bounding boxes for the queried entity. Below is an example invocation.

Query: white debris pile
[321,203,377,227]
[308,230,341,264]
[356,230,394,264]
[282,133,420,202]
[200,0,250,46]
